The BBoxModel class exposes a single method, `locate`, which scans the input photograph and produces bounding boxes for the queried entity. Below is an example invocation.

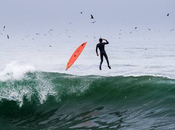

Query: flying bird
[80,12,83,14]
[91,14,94,19]
[170,29,174,32]
[3,26,5,31]
[135,27,137,29]
[7,35,9,39]
[167,13,169,16]
[48,29,53,33]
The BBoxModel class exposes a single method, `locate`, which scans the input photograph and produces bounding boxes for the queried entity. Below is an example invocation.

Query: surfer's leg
[104,53,111,69]
[99,54,103,70]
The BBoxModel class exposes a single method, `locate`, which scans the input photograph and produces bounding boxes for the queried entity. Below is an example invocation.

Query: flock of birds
[1,12,174,41]
[1,12,96,41]
[1,26,9,39]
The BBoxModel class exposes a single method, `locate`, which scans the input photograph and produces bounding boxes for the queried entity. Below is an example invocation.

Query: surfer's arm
[103,39,109,44]
[96,44,99,56]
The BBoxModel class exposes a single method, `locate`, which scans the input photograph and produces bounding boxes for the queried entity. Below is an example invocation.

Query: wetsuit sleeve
[96,44,99,54]
[104,40,109,44]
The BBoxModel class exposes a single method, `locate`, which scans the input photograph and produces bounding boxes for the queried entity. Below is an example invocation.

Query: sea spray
[0,61,36,81]
[0,62,57,107]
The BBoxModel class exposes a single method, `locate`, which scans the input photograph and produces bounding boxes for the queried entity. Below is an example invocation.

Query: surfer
[96,38,111,70]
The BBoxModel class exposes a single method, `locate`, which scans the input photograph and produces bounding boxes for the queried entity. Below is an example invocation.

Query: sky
[0,0,175,43]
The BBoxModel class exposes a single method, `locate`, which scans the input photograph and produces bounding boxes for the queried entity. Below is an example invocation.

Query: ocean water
[1,37,175,129]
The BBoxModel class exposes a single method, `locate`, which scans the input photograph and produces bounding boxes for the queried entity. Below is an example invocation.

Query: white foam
[0,61,36,81]
[0,85,32,107]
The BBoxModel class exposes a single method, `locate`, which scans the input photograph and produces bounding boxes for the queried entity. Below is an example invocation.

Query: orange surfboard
[66,42,87,70]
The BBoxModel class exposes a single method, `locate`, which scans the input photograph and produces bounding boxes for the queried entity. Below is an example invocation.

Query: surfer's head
[99,38,103,43]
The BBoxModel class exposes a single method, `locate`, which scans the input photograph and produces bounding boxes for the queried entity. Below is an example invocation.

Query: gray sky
[0,0,175,42]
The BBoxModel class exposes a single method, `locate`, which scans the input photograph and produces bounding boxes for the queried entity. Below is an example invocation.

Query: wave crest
[0,61,36,81]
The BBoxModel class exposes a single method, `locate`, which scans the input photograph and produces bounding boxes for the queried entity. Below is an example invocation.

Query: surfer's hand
[97,54,99,56]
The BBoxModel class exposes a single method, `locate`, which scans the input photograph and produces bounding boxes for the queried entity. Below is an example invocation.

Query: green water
[0,72,175,129]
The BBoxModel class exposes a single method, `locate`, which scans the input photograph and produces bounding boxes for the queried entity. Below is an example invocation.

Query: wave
[1,63,175,129]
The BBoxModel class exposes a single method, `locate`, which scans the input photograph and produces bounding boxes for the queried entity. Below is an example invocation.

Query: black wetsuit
[96,41,111,70]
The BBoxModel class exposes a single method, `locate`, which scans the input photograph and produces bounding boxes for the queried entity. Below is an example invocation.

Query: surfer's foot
[108,66,111,69]
[99,66,102,70]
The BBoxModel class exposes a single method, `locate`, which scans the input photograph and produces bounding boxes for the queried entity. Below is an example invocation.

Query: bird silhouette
[170,29,174,32]
[3,26,5,31]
